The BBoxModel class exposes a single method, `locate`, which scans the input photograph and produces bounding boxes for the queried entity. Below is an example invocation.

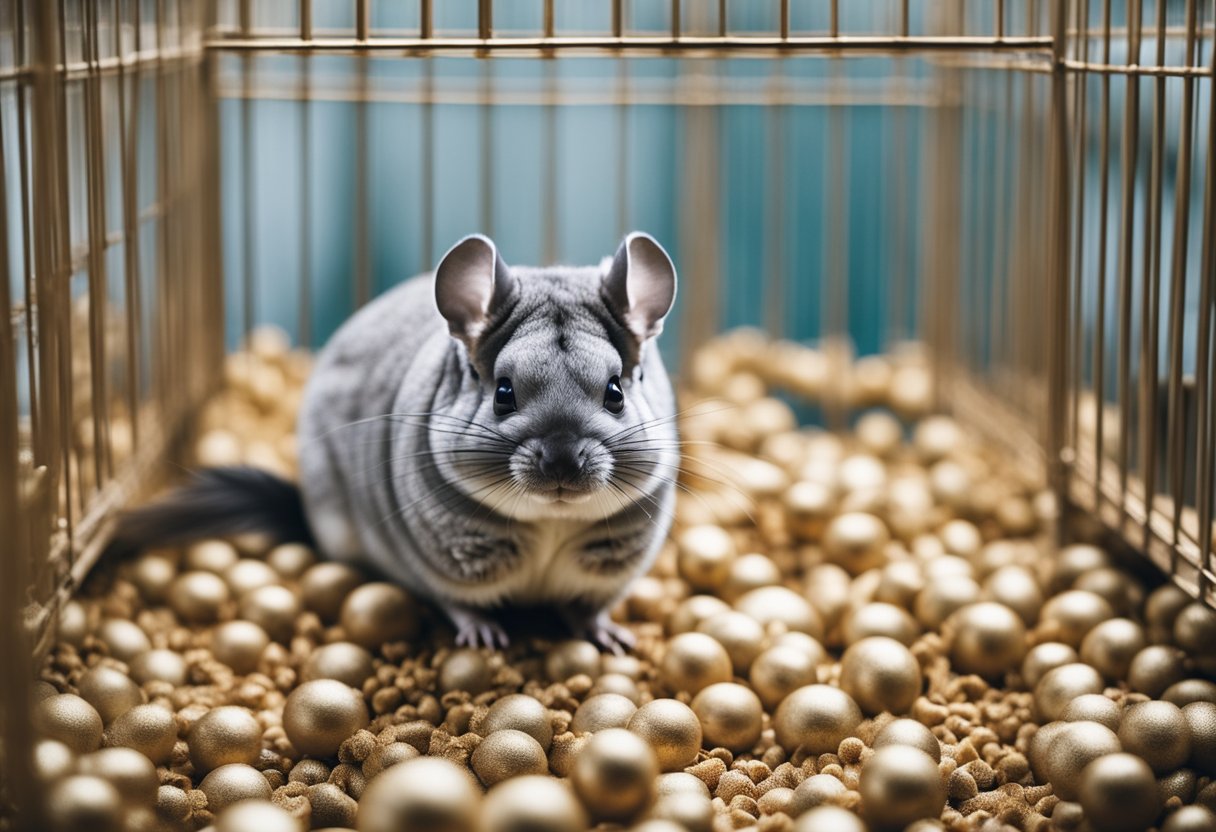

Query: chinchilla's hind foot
[446,603,510,650]
[562,607,636,655]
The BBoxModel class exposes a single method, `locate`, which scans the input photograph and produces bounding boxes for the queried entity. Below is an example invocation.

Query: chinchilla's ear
[434,234,516,349]
[602,231,677,344]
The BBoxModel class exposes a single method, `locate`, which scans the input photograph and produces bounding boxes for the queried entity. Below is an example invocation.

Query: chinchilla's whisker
[614,462,754,525]
[601,400,737,445]
[376,472,516,529]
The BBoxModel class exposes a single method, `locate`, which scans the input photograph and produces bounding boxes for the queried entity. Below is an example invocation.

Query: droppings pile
[28,327,1216,832]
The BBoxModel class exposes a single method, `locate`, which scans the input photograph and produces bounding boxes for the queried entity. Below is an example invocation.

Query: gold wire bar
[357,0,370,42]
[543,0,554,39]
[421,58,434,268]
[613,0,623,39]
[1068,0,1090,489]
[1045,0,1071,507]
[671,0,680,39]
[240,51,254,343]
[1114,0,1143,532]
[1194,33,1216,588]
[779,0,789,40]
[615,60,628,238]
[421,0,432,40]
[0,10,33,825]
[301,0,312,41]
[479,60,493,235]
[1166,0,1199,561]
[541,58,557,265]
[117,0,143,451]
[830,1,838,38]
[84,0,112,487]
[353,52,370,307]
[718,0,726,37]
[1138,0,1168,547]
[204,34,1057,54]
[298,54,312,346]
[478,0,491,40]
[996,0,1004,39]
[1091,0,1113,515]
[763,67,784,339]
[1062,59,1212,77]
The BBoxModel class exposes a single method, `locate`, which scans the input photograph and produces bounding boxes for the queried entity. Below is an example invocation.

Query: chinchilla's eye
[494,377,516,416]
[604,375,624,414]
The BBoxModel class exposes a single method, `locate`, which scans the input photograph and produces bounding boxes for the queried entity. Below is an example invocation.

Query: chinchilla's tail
[107,466,314,556]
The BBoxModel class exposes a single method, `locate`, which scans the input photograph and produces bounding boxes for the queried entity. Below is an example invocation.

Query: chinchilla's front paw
[445,602,510,649]
[561,607,636,655]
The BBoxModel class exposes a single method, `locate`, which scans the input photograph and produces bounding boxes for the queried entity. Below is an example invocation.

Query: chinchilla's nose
[539,438,586,484]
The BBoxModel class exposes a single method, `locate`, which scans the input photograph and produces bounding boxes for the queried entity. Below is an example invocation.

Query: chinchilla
[111,232,679,651]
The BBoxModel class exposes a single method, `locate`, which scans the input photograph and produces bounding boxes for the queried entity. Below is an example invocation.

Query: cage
[1,0,1214,826]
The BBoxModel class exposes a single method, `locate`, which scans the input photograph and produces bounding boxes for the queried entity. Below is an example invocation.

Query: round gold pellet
[303,642,376,689]
[34,739,76,782]
[339,583,419,649]
[773,685,862,755]
[479,775,588,832]
[659,632,733,697]
[676,525,736,591]
[224,558,280,597]
[105,703,178,765]
[666,595,730,635]
[589,673,641,704]
[470,728,550,787]
[129,553,177,604]
[1127,645,1188,698]
[266,543,317,579]
[1077,753,1161,832]
[789,773,846,816]
[1080,617,1147,682]
[859,745,945,831]
[1118,700,1190,774]
[1060,694,1121,731]
[128,649,188,686]
[1020,641,1078,689]
[1044,720,1122,801]
[282,679,370,758]
[571,693,637,735]
[749,644,821,711]
[36,694,104,754]
[77,665,144,725]
[482,694,554,751]
[215,800,304,832]
[188,706,263,773]
[794,806,867,832]
[199,764,273,813]
[239,584,301,644]
[721,553,781,601]
[843,602,921,647]
[186,540,240,574]
[839,636,921,717]
[99,618,152,662]
[626,699,702,772]
[212,620,271,675]
[690,682,762,753]
[362,742,419,780]
[44,775,124,832]
[1035,663,1104,722]
[734,586,823,639]
[570,728,659,823]
[439,648,493,695]
[873,718,941,762]
[822,512,890,575]
[697,610,766,674]
[300,562,365,622]
[76,746,158,806]
[545,640,602,683]
[168,571,231,624]
[1040,590,1116,647]
[946,602,1027,679]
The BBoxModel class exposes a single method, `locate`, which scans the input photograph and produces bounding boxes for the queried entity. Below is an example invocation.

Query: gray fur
[297,233,678,650]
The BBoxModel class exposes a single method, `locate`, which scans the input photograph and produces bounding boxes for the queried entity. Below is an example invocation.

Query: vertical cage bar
[543,0,554,38]
[300,0,312,40]
[480,61,493,236]
[83,0,111,487]
[763,68,784,339]
[1068,0,1090,507]
[1193,34,1216,594]
[240,51,254,344]
[478,0,491,39]
[421,58,434,269]
[298,55,312,346]
[356,0,369,41]
[1114,0,1142,530]
[1137,0,1168,546]
[1045,0,1072,509]
[542,60,557,264]
[671,0,680,39]
[0,5,34,819]
[612,0,623,38]
[615,60,628,238]
[1091,0,1113,514]
[1166,0,1199,557]
[353,53,370,308]
[421,0,432,39]
[779,0,789,39]
[116,0,143,450]
[55,0,77,529]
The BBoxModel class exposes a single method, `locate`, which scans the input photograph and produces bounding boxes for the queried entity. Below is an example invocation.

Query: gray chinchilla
[111,232,679,651]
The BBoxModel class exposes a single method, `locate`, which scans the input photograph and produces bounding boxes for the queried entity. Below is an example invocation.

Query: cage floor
[28,329,1216,832]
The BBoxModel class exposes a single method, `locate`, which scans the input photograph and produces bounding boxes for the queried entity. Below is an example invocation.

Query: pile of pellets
[28,327,1216,832]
